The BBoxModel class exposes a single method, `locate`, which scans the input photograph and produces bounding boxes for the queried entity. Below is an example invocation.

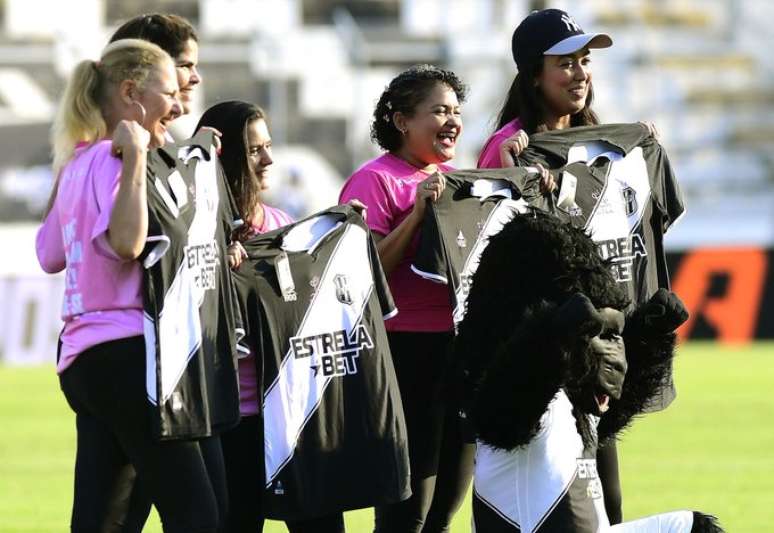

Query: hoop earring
[131,101,147,125]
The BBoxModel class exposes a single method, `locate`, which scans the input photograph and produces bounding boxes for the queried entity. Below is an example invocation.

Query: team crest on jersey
[456,230,467,248]
[558,203,583,218]
[622,186,638,216]
[333,274,353,304]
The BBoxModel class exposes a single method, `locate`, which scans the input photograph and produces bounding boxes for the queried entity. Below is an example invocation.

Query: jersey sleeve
[217,159,243,240]
[654,144,685,232]
[339,169,395,237]
[35,202,66,273]
[366,229,397,320]
[141,151,174,269]
[411,203,449,284]
[231,266,258,357]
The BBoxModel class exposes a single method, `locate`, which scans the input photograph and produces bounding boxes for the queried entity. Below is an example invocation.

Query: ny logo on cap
[561,13,580,32]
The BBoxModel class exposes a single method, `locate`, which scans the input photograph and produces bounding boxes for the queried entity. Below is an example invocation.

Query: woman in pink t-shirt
[339,64,472,533]
[36,40,230,533]
[477,8,612,172]
[196,101,344,533]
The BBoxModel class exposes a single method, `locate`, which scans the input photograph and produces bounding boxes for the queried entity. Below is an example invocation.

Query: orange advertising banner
[668,247,772,343]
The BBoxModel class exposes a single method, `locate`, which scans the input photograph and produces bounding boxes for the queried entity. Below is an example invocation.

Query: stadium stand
[0,0,772,229]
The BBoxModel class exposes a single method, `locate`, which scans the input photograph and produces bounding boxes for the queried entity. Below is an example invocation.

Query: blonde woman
[36,40,225,533]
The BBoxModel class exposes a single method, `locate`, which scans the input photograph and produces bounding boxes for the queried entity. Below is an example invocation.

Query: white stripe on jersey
[262,222,375,485]
[584,146,651,241]
[474,391,591,532]
[452,198,529,326]
[145,150,220,405]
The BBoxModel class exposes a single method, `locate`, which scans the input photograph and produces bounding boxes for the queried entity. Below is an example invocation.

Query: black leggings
[597,440,623,524]
[220,415,344,533]
[374,331,475,533]
[59,336,228,533]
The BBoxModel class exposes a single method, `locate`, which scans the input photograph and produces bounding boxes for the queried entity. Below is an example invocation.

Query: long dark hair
[494,60,599,134]
[195,100,266,237]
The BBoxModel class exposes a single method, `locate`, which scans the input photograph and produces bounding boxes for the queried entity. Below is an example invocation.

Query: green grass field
[1,342,772,532]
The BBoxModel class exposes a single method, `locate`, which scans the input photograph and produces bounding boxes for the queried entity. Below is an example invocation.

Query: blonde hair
[50,38,171,174]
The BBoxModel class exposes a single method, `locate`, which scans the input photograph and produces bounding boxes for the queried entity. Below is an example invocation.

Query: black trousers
[59,336,227,533]
[598,440,623,524]
[374,331,475,533]
[220,415,344,532]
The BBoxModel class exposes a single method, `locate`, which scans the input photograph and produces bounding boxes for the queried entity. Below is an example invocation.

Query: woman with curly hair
[340,64,472,533]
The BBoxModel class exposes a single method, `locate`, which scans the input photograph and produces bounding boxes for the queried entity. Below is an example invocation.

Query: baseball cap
[511,9,612,70]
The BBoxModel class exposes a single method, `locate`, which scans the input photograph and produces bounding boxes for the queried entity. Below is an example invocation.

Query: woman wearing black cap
[477,9,628,524]
[477,8,613,170]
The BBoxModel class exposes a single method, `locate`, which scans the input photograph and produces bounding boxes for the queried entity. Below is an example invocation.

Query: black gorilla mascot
[456,211,722,533]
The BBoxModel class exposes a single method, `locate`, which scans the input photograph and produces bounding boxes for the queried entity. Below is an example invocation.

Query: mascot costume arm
[598,289,688,443]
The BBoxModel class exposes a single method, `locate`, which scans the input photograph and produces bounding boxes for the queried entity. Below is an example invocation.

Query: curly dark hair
[371,64,467,152]
[109,13,198,59]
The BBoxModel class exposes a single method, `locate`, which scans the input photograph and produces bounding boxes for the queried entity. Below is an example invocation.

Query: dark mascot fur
[456,211,723,533]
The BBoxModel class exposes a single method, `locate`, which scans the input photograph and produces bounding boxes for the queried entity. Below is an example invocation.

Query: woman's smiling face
[397,82,463,165]
[537,48,593,121]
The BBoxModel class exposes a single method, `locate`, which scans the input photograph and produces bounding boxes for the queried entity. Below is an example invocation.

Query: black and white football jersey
[473,391,695,533]
[518,123,684,306]
[233,205,410,519]
[142,130,241,440]
[518,124,685,409]
[411,168,548,328]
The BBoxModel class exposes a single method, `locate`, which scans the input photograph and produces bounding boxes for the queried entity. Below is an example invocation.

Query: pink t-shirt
[36,141,144,374]
[339,153,454,332]
[238,204,294,417]
[477,118,524,169]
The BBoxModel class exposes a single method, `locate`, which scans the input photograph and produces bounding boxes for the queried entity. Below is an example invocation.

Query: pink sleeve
[36,207,66,273]
[477,132,507,169]
[339,169,395,236]
[278,210,295,227]
[90,147,125,259]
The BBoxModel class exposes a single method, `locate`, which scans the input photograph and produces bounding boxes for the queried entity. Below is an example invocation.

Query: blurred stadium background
[0,0,772,530]
[2,0,774,365]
